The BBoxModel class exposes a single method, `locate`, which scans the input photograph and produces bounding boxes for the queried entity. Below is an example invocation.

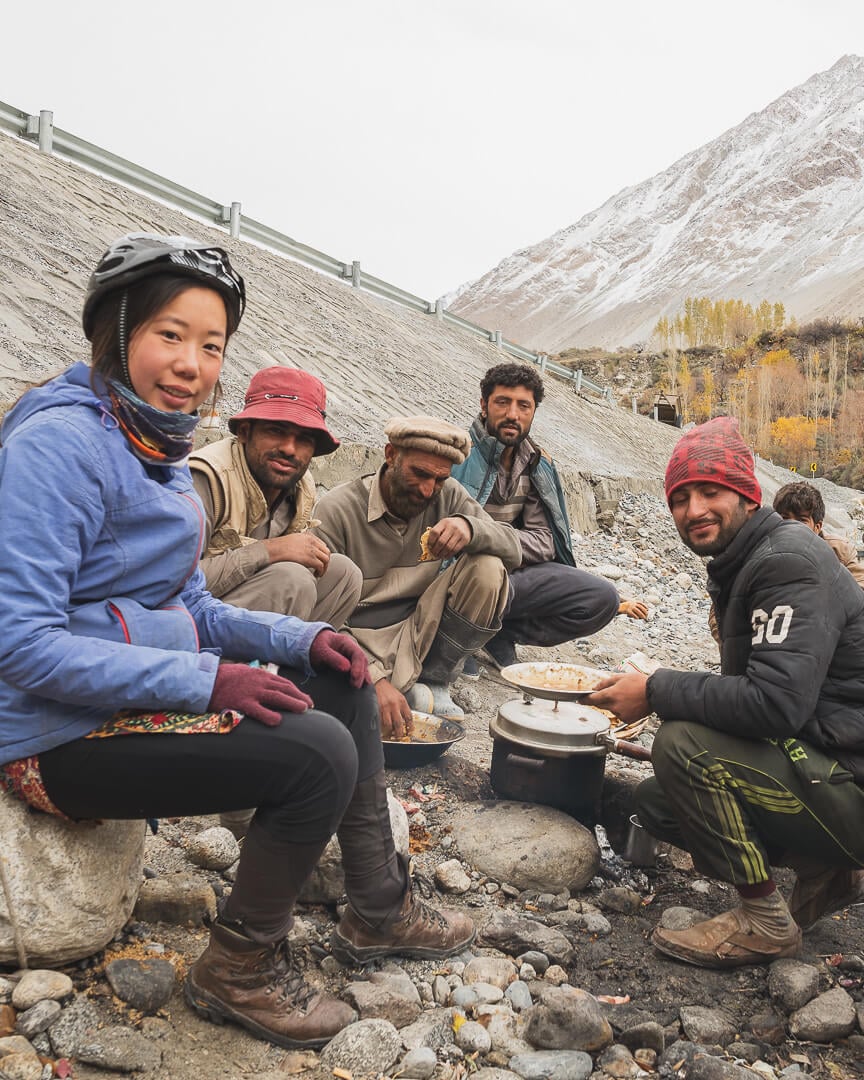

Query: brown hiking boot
[652,907,801,969]
[789,866,864,930]
[185,920,356,1048]
[330,887,475,964]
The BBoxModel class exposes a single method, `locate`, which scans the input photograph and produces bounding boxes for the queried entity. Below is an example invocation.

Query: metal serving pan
[382,712,465,768]
[499,661,610,702]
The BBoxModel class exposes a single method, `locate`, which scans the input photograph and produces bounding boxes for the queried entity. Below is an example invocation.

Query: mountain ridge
[447,55,864,351]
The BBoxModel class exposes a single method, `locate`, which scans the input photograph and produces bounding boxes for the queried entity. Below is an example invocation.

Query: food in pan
[508,663,604,693]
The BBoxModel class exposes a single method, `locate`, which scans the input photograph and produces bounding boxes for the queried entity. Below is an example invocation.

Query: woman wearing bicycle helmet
[0,233,473,1050]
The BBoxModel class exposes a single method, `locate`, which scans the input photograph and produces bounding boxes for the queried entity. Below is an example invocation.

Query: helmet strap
[118,290,132,389]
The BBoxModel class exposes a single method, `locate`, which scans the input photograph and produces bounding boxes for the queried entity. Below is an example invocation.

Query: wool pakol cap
[385,415,471,465]
[665,416,762,506]
[229,367,339,455]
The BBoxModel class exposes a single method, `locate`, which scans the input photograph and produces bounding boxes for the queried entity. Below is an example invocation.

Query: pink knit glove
[309,630,371,689]
[208,663,313,726]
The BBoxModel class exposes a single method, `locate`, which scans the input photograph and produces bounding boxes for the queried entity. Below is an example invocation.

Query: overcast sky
[4,1,864,300]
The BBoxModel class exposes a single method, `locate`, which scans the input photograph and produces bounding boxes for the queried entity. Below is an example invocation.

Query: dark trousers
[636,720,864,887]
[498,562,619,646]
[40,669,382,846]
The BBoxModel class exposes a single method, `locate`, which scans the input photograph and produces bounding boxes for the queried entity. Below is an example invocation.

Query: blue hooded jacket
[0,363,327,766]
[451,417,576,567]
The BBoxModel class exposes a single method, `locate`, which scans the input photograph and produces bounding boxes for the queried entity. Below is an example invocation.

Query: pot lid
[490,697,610,755]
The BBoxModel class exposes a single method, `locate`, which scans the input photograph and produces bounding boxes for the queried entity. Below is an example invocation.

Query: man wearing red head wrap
[591,417,864,969]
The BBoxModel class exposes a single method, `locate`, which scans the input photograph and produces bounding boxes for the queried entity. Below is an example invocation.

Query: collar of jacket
[706,506,781,593]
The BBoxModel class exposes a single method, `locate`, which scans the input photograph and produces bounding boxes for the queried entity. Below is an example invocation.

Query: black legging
[40,670,382,846]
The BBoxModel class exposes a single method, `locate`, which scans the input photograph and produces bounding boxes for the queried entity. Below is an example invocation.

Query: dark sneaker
[330,887,475,964]
[478,636,517,671]
[652,907,801,969]
[185,920,356,1049]
[789,866,864,929]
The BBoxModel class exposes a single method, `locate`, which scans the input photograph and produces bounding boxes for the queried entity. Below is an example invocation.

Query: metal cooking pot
[382,713,465,769]
[490,697,651,760]
[488,693,650,821]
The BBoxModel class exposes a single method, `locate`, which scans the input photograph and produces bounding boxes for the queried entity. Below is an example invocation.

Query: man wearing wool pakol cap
[591,416,864,969]
[313,415,521,734]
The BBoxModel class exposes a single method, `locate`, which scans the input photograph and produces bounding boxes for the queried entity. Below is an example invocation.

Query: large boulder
[451,802,600,892]
[0,791,145,966]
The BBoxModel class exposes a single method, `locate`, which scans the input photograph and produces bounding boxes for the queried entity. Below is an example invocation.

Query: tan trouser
[217,553,363,628]
[350,553,509,691]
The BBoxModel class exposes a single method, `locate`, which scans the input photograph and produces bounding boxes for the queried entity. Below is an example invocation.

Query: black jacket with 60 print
[647,506,864,782]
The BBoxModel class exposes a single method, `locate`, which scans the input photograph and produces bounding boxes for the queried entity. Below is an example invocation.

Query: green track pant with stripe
[635,720,864,887]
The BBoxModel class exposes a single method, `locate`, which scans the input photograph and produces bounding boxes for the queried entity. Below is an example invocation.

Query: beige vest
[189,436,316,558]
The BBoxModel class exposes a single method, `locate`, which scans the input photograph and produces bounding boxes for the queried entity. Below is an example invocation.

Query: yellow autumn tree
[767,416,818,470]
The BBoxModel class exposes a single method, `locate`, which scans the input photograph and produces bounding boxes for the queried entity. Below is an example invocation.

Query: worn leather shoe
[331,887,475,964]
[652,907,801,968]
[185,920,356,1048]
[789,866,864,930]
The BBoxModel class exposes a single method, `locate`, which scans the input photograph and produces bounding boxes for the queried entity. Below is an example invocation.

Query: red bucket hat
[665,416,762,507]
[228,367,339,456]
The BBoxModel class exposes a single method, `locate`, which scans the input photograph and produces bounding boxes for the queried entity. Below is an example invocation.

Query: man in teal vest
[451,362,628,671]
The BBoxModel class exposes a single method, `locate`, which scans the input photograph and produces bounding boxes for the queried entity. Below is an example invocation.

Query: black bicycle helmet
[82,233,246,339]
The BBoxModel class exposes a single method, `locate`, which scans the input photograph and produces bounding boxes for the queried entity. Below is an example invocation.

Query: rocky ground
[2,493,864,1080]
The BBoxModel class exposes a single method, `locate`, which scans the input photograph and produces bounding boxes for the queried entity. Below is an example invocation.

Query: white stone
[435,860,472,894]
[185,827,240,871]
[675,572,694,589]
[11,970,73,1011]
[0,1052,43,1080]
[597,565,624,581]
[455,1019,492,1054]
[0,791,144,966]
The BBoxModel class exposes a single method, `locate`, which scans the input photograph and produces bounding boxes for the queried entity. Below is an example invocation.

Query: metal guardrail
[0,101,613,402]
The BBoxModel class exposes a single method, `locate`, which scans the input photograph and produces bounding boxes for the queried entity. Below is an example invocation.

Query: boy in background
[773,481,864,589]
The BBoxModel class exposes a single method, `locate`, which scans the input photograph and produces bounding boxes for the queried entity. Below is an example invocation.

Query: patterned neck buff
[107,378,199,465]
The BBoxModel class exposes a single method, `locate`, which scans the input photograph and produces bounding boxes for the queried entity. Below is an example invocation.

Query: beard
[679,503,752,556]
[485,415,527,447]
[249,453,309,494]
[382,463,435,520]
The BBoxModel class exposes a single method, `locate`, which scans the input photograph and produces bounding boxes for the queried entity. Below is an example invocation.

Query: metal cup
[622,813,659,866]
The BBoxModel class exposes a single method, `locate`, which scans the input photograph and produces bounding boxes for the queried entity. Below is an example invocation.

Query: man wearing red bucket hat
[591,416,864,969]
[191,367,363,839]
[191,367,361,629]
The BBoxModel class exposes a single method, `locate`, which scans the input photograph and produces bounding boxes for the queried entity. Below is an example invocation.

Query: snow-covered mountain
[447,55,864,351]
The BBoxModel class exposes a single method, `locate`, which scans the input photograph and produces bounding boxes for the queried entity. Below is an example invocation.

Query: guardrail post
[493,330,502,348]
[653,406,659,421]
[575,369,583,391]
[632,396,638,414]
[539,354,547,372]
[38,110,53,153]
[434,299,444,321]
[229,202,242,238]
[351,261,361,288]
[604,386,612,401]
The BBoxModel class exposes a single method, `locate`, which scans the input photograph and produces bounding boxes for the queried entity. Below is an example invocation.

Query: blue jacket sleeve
[184,569,329,674]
